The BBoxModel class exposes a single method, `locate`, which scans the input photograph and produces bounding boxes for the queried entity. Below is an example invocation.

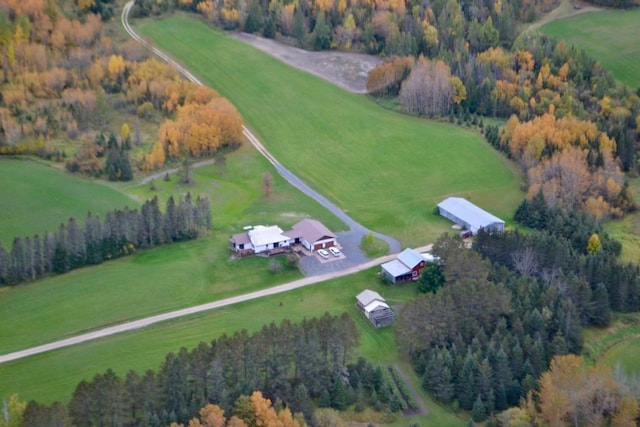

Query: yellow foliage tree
[108,54,125,80]
[524,355,639,426]
[0,394,26,427]
[121,123,130,141]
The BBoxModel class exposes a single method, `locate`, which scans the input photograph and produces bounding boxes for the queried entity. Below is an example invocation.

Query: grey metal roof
[356,289,385,307]
[397,248,424,269]
[437,197,505,231]
[381,259,411,277]
[363,300,390,315]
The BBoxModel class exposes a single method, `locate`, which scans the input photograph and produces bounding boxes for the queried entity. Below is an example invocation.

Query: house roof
[356,289,385,307]
[381,259,411,278]
[397,248,425,269]
[230,232,251,245]
[247,225,289,247]
[437,197,505,232]
[289,219,336,243]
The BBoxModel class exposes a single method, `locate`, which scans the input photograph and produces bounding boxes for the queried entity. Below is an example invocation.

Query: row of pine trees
[0,195,211,285]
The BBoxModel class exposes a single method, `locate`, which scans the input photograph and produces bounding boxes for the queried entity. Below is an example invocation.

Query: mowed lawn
[0,142,346,354]
[0,159,135,246]
[541,9,640,89]
[0,269,465,426]
[139,15,522,246]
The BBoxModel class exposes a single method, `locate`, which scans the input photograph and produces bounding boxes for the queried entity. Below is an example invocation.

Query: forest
[13,314,408,426]
[396,198,640,423]
[0,1,243,176]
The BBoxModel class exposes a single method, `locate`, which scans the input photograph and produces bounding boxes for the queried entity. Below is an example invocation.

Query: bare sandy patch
[230,33,382,93]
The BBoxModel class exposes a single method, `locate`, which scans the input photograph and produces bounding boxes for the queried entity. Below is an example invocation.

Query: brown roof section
[230,232,251,245]
[290,219,336,243]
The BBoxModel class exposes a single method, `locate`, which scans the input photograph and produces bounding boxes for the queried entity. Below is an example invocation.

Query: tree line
[19,314,408,426]
[396,199,639,421]
[0,194,211,286]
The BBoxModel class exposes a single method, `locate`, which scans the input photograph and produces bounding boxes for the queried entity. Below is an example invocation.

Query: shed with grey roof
[356,289,396,328]
[437,197,505,233]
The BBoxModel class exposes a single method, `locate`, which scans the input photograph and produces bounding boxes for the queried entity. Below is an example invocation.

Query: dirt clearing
[231,33,382,93]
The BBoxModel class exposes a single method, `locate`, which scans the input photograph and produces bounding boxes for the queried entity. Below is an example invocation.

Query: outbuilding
[356,289,396,328]
[437,197,505,233]
[380,248,428,284]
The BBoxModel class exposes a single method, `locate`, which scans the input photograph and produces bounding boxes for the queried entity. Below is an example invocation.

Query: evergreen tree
[311,12,331,50]
[293,7,307,48]
[330,378,347,410]
[590,283,611,326]
[471,395,487,422]
[244,0,264,33]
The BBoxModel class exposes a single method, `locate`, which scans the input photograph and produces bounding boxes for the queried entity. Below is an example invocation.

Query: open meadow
[0,159,135,247]
[541,9,640,89]
[138,14,523,247]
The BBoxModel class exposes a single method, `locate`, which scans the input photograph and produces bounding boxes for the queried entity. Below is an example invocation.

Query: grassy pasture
[601,337,640,375]
[138,14,523,247]
[0,159,135,246]
[541,9,640,89]
[0,269,466,426]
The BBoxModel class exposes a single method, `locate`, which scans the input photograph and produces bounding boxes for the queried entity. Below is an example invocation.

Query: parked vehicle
[329,247,341,257]
[318,249,330,259]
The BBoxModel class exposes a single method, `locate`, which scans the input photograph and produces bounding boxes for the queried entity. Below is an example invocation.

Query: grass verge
[360,233,390,258]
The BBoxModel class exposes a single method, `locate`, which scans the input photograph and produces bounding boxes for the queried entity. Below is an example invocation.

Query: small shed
[437,197,505,233]
[380,248,427,284]
[356,289,396,328]
[287,219,337,251]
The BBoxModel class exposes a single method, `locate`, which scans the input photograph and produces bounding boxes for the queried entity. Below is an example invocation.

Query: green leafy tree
[418,262,445,293]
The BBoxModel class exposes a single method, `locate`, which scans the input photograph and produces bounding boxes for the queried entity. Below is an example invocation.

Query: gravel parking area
[298,230,372,276]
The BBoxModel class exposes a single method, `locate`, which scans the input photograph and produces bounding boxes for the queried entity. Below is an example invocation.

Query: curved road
[121,1,400,253]
[0,5,407,365]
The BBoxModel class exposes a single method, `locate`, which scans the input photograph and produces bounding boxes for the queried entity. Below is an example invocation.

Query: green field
[139,14,523,247]
[0,159,135,246]
[541,9,640,89]
[601,337,640,375]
